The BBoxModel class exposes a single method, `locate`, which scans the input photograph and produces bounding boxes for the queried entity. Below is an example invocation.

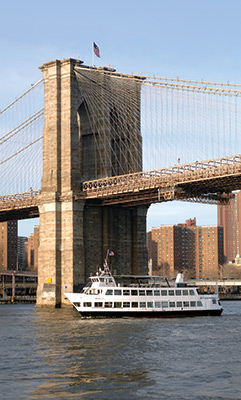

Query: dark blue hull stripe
[79,309,223,318]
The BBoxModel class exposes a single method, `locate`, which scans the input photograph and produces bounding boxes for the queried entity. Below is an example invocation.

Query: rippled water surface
[0,302,241,400]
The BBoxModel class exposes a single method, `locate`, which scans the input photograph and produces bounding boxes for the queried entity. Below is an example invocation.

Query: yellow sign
[46,277,52,283]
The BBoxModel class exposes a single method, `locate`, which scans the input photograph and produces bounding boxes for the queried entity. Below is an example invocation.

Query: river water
[0,302,241,400]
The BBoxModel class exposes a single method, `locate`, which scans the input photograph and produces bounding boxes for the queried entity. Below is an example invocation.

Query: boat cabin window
[132,302,138,308]
[177,301,182,307]
[169,301,175,307]
[189,290,195,295]
[146,290,153,296]
[105,302,112,308]
[105,278,115,285]
[131,289,138,296]
[73,302,81,307]
[190,301,196,307]
[106,289,113,295]
[114,302,122,308]
[140,302,146,308]
[94,302,103,307]
[123,290,130,296]
[90,289,101,295]
[84,302,92,307]
[123,302,130,308]
[161,290,167,296]
[155,301,161,308]
[183,290,188,296]
[183,301,189,307]
[197,301,203,307]
[139,290,145,296]
[212,299,217,304]
[162,301,168,308]
[114,289,122,296]
[175,290,182,296]
[147,302,153,308]
[154,290,160,296]
[169,290,174,296]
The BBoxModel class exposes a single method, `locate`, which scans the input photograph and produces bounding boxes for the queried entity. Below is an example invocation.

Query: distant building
[18,236,28,270]
[195,224,224,279]
[0,221,18,270]
[147,218,224,279]
[218,191,241,263]
[24,226,39,271]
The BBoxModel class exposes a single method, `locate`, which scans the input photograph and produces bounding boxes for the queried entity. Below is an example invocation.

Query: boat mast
[102,249,112,276]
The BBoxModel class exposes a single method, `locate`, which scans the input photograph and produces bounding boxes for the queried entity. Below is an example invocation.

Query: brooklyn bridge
[1,58,241,306]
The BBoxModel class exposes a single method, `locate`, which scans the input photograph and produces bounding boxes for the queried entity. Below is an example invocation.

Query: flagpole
[92,42,94,67]
[105,249,109,263]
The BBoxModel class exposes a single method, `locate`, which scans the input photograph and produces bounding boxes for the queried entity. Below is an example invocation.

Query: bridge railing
[0,190,40,211]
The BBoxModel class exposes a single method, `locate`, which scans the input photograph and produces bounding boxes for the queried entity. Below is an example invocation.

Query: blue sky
[1,0,241,235]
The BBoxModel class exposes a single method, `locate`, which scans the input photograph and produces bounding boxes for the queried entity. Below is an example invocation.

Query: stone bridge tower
[37,58,148,307]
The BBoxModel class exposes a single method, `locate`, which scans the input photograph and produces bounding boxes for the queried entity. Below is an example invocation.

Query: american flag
[93,42,100,58]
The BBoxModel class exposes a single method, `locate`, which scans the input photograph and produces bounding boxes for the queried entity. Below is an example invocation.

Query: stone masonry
[36,58,148,307]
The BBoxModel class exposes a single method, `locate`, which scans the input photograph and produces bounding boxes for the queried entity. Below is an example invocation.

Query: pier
[0,270,37,303]
[187,279,241,300]
[1,271,240,304]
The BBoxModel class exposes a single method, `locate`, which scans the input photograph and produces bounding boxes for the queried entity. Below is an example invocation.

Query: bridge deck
[82,154,241,206]
[0,154,241,220]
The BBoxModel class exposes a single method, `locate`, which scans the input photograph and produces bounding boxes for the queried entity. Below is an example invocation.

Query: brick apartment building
[0,221,18,270]
[18,236,28,269]
[147,218,224,279]
[0,222,40,271]
[218,191,241,263]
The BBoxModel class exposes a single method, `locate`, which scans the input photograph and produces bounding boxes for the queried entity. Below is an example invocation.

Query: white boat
[65,256,223,318]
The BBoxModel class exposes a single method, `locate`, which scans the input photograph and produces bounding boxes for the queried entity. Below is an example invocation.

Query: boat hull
[78,308,223,318]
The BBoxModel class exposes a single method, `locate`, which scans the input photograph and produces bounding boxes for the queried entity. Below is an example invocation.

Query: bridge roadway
[1,154,241,221]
